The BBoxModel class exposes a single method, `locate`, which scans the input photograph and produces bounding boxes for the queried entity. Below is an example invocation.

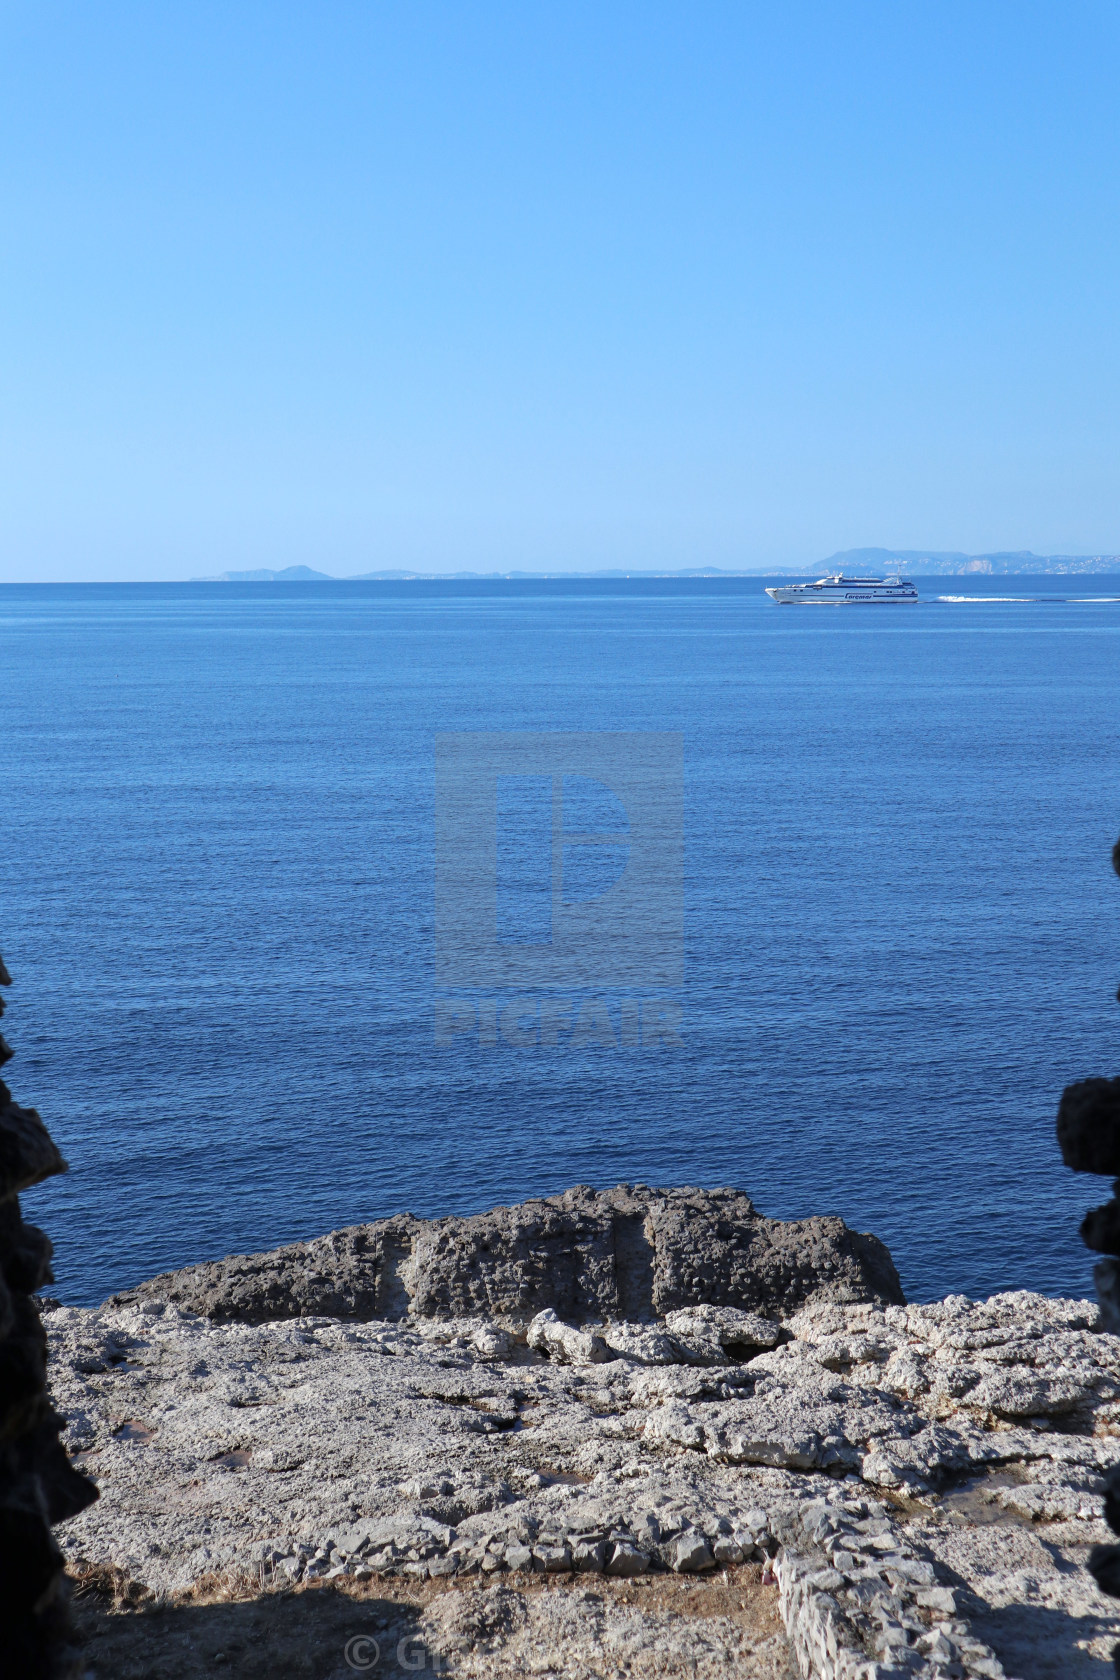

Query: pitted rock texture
[49,1288,1120,1676]
[107,1184,904,1326]
[0,954,97,1679]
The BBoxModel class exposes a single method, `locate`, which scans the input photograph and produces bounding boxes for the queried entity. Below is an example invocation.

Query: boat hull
[765,586,919,604]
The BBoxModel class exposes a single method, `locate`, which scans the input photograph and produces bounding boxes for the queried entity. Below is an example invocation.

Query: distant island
[192,548,1120,583]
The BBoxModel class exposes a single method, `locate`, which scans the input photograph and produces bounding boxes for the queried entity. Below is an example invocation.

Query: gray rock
[607,1541,650,1576]
[532,1544,571,1572]
[109,1217,420,1323]
[674,1534,715,1572]
[526,1308,612,1365]
[47,1286,1120,1676]
[600,1323,682,1364]
[109,1183,903,1325]
[663,1304,783,1364]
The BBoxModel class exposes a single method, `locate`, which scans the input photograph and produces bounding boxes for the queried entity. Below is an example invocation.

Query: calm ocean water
[3,577,1120,1308]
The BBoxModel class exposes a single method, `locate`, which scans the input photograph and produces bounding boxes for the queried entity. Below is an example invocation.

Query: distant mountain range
[193,549,1120,582]
[795,548,1120,577]
[193,564,766,580]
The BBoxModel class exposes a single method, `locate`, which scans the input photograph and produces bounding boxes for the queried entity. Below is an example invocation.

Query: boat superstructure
[766,573,918,604]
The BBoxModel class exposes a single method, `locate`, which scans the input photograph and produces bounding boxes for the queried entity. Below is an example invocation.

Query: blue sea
[3,577,1120,1308]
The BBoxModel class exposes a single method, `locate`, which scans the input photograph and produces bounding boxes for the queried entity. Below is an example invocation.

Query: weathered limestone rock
[109,1183,904,1326]
[526,1308,613,1364]
[49,1286,1120,1676]
[0,954,97,1679]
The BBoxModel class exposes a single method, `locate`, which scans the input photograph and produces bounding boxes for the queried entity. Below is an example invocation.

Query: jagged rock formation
[0,953,97,1678]
[108,1184,904,1327]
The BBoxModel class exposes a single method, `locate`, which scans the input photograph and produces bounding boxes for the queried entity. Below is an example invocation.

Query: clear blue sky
[3,2,1119,580]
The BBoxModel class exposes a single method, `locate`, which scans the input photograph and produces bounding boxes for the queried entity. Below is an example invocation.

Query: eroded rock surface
[49,1287,1120,1677]
[107,1185,904,1326]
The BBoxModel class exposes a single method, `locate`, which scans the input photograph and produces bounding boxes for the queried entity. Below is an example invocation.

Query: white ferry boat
[766,573,919,604]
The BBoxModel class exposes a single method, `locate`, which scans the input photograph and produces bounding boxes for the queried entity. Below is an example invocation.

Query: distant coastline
[191,547,1120,582]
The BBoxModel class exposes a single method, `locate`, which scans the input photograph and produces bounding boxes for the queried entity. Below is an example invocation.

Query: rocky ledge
[46,1191,1120,1679]
[106,1184,904,1326]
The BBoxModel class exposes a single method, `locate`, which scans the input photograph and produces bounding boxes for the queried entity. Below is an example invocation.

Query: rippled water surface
[3,577,1119,1305]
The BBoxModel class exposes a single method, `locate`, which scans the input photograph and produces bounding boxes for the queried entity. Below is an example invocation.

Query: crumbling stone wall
[0,953,97,1678]
[1055,835,1120,1678]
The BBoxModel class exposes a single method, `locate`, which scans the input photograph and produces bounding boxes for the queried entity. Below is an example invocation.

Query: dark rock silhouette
[0,954,97,1679]
[1057,1078,1120,1176]
[1080,1197,1120,1256]
[1056,840,1120,1676]
[109,1182,904,1325]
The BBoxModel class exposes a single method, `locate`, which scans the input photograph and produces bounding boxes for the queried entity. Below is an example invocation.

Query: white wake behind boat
[766,573,919,604]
